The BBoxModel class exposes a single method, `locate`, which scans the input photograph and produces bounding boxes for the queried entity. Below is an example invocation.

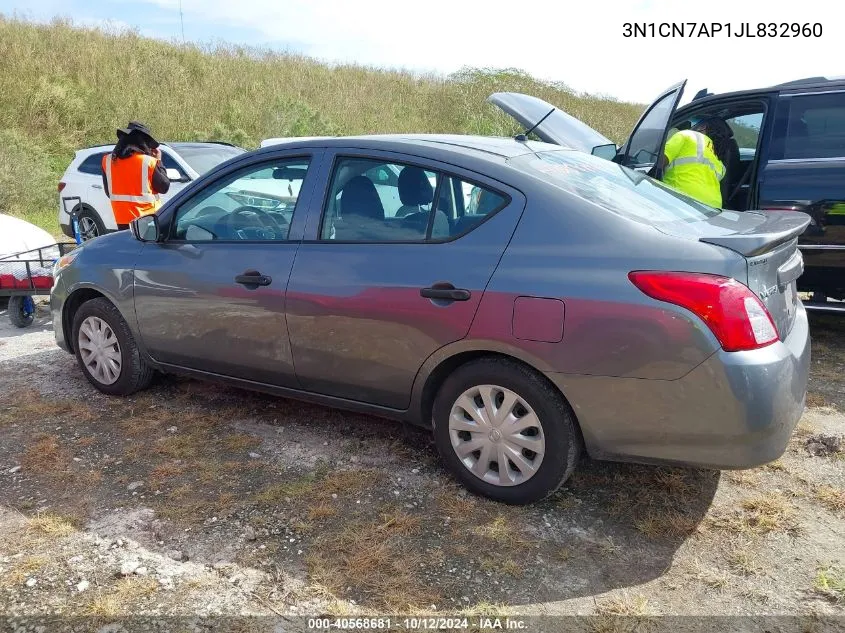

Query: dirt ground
[1,299,844,632]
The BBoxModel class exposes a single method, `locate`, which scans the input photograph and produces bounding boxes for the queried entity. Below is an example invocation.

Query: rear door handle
[420,283,471,302]
[235,270,272,288]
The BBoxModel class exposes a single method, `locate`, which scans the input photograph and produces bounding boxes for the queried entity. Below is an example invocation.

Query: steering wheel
[217,205,288,239]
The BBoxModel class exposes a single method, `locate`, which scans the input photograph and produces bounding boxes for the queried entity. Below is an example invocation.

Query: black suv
[488,77,845,312]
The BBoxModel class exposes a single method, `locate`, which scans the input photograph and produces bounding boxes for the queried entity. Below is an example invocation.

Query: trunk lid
[486,92,615,153]
[487,80,686,171]
[659,210,811,339]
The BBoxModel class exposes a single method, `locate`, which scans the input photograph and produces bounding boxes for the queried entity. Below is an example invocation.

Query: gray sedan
[50,134,811,504]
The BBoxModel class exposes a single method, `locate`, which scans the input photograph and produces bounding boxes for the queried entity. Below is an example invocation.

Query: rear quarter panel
[468,181,747,380]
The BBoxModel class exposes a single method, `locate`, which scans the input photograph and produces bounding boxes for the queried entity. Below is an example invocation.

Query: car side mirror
[166,168,188,182]
[591,143,618,161]
[131,214,160,242]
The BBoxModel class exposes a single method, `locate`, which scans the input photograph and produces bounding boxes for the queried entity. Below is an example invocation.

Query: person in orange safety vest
[101,121,170,230]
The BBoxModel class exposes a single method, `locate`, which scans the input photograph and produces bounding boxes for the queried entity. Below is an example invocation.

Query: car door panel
[286,151,526,410]
[132,150,324,386]
[758,92,845,296]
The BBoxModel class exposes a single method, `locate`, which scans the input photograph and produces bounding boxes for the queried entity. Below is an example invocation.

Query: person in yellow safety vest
[101,121,170,230]
[660,118,730,208]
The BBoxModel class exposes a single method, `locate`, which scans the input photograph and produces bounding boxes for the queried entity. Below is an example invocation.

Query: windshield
[171,144,245,174]
[512,149,721,225]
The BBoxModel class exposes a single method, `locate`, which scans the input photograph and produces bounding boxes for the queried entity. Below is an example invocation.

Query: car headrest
[340,176,385,220]
[398,166,434,206]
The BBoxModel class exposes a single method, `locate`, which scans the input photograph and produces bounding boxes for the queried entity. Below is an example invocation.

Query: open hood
[486,92,615,155]
[488,80,687,169]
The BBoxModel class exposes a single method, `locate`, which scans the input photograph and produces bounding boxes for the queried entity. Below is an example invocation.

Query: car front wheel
[72,297,154,395]
[433,358,581,504]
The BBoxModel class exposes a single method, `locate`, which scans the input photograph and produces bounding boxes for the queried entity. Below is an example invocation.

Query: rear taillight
[58,182,66,192]
[629,271,779,352]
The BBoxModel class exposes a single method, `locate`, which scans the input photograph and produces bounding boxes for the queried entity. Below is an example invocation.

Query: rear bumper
[547,302,811,470]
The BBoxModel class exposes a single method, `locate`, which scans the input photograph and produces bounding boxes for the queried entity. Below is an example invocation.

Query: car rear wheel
[433,358,581,504]
[77,208,106,241]
[72,298,154,395]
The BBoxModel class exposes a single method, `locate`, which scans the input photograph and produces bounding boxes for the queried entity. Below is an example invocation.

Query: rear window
[77,152,108,175]
[171,144,245,174]
[512,150,721,224]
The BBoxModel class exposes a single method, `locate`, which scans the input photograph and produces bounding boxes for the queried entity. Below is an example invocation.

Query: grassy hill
[0,17,644,236]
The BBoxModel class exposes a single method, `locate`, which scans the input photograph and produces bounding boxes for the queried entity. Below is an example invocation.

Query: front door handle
[420,283,471,302]
[92,184,103,190]
[235,270,272,288]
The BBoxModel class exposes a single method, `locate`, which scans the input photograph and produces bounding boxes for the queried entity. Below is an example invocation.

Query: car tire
[76,207,106,242]
[433,357,581,505]
[72,297,154,396]
[8,296,35,328]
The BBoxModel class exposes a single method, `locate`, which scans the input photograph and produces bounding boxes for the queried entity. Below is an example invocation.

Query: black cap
[116,121,158,147]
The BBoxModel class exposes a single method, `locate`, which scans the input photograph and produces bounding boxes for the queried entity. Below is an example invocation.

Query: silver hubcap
[448,385,545,487]
[78,316,122,385]
[79,217,100,240]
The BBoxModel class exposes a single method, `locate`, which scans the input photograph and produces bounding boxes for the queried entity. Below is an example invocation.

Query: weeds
[0,18,642,236]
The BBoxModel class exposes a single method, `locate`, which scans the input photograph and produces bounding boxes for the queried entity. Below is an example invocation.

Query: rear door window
[320,157,507,242]
[782,92,845,159]
[78,152,108,175]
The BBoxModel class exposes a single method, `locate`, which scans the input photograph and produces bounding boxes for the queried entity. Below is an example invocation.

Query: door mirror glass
[131,215,160,242]
[590,143,618,161]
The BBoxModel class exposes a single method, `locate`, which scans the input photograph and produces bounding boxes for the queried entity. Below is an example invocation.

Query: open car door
[487,80,687,172]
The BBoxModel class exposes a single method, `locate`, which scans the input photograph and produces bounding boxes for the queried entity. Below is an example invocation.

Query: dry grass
[254,468,382,506]
[724,470,763,487]
[26,512,77,538]
[222,433,261,452]
[813,486,845,513]
[594,592,655,616]
[85,576,160,617]
[253,477,318,505]
[726,545,768,577]
[0,555,48,588]
[307,502,338,521]
[806,392,827,408]
[634,511,699,539]
[683,558,731,590]
[1,389,96,422]
[435,487,478,517]
[706,493,799,536]
[305,510,437,612]
[148,461,189,487]
[794,419,816,439]
[20,434,72,474]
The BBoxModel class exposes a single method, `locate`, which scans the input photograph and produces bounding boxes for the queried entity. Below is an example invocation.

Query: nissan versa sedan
[50,134,811,504]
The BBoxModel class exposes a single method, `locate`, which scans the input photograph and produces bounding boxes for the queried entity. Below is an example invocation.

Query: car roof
[257,133,564,161]
[76,141,242,155]
[682,76,845,109]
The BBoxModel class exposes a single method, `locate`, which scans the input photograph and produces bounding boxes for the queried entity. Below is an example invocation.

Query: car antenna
[515,107,556,142]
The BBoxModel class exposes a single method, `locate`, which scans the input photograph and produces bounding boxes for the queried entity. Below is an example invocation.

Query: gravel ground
[1,298,844,632]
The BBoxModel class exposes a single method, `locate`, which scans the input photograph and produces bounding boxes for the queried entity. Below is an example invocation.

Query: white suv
[58,142,245,240]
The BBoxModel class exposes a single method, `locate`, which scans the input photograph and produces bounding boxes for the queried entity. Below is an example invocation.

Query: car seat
[336,175,386,240]
[396,167,433,217]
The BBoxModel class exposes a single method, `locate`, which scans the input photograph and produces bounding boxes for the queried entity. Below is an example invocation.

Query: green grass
[0,16,644,237]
